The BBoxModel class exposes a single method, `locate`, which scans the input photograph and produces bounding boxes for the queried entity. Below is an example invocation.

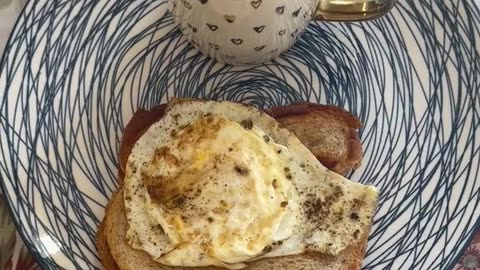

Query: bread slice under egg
[118,102,363,183]
[97,188,370,270]
[97,101,370,270]
[266,103,363,175]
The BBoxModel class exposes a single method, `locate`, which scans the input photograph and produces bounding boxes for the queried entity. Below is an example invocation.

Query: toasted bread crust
[97,103,368,270]
[96,199,121,270]
[118,105,167,184]
[99,188,368,270]
[266,103,362,175]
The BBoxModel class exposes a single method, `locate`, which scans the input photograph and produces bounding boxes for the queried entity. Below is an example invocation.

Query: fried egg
[123,99,378,269]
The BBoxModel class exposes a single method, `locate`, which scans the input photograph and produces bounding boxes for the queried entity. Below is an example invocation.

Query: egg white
[123,99,378,269]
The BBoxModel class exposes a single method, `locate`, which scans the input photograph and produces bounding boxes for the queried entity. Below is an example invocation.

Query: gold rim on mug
[314,0,397,21]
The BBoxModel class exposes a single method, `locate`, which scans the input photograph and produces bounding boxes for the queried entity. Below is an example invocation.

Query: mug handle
[314,0,397,21]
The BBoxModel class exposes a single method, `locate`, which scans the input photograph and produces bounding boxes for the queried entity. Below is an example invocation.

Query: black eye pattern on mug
[207,23,218,31]
[293,7,302,17]
[231,39,244,45]
[224,15,236,23]
[254,45,266,51]
[174,0,308,63]
[254,25,265,33]
[181,0,192,9]
[209,43,220,50]
[291,29,299,37]
[251,0,262,9]
[188,23,197,32]
[276,6,285,15]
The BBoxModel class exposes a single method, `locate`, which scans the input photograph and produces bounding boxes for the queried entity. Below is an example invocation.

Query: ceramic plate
[1,0,479,269]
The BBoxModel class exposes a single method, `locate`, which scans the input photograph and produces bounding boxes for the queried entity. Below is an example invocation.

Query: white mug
[168,0,396,65]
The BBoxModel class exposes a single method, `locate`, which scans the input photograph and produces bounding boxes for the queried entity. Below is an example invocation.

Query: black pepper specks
[220,200,228,207]
[281,201,288,207]
[304,196,332,225]
[284,167,292,180]
[234,164,250,176]
[334,185,344,197]
[272,240,283,246]
[272,179,278,189]
[263,135,270,143]
[173,196,186,207]
[350,212,359,221]
[262,245,273,253]
[241,119,253,130]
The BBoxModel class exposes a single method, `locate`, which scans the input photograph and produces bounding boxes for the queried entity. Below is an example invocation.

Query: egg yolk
[137,116,296,265]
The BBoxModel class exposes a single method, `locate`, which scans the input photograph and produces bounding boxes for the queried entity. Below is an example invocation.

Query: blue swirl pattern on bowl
[0,0,479,269]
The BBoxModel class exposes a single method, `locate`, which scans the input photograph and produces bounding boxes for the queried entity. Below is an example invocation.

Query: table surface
[0,0,479,270]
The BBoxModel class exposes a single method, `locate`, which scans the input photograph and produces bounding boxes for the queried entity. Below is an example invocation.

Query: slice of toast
[96,199,121,270]
[266,103,362,175]
[98,188,369,270]
[97,103,368,270]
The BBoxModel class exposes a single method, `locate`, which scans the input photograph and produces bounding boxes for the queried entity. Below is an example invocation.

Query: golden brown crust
[118,105,167,184]
[99,188,369,270]
[266,103,362,175]
[97,102,369,270]
[96,197,120,270]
